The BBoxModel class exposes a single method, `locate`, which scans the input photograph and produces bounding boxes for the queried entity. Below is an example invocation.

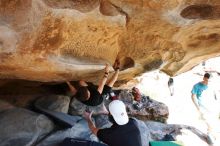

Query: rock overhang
[0,0,220,83]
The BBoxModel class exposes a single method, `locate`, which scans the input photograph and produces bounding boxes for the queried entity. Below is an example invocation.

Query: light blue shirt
[191,82,208,103]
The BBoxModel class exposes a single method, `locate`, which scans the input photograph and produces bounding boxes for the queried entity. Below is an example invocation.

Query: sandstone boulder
[1,0,220,83]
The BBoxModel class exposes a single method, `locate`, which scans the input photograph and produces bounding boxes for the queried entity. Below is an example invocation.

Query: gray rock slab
[0,108,54,146]
[118,89,169,122]
[69,97,108,115]
[35,95,70,113]
[37,116,99,146]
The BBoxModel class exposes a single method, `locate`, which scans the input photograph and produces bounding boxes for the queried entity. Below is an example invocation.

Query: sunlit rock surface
[0,0,220,82]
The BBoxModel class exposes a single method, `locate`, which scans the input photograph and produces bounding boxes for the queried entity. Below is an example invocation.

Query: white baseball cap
[109,100,129,125]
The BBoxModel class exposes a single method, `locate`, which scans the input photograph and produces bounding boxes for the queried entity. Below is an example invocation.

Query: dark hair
[75,86,89,101]
[168,78,174,86]
[204,73,210,79]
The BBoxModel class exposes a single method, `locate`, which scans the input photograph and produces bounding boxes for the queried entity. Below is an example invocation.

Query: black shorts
[102,85,112,95]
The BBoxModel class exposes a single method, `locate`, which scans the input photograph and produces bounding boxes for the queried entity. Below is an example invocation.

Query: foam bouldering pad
[149,141,184,146]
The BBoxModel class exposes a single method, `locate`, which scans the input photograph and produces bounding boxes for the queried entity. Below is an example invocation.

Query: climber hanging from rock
[66,61,120,115]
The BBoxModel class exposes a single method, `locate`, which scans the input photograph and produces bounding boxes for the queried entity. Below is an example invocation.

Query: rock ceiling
[0,0,220,83]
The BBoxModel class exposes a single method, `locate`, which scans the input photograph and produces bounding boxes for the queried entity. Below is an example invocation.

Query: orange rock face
[0,0,220,83]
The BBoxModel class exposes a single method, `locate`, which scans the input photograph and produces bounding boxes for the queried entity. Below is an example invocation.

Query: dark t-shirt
[97,118,142,146]
[81,83,103,106]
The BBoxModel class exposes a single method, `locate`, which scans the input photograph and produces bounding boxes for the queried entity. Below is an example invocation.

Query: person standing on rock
[84,100,143,146]
[191,73,218,144]
[168,77,174,96]
[191,73,210,114]
[66,63,120,114]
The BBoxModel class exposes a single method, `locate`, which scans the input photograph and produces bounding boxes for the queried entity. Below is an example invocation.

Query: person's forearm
[107,69,119,87]
[87,118,99,135]
[97,73,108,94]
[66,81,77,95]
